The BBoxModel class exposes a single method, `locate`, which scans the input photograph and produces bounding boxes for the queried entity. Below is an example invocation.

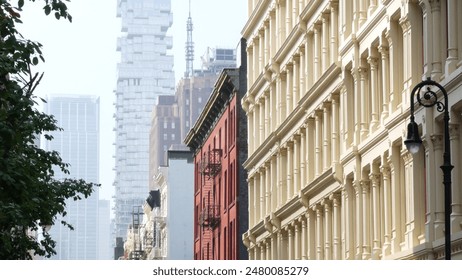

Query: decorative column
[256,102,261,148]
[259,31,264,75]
[331,94,340,166]
[315,204,324,259]
[264,20,270,67]
[330,2,339,64]
[278,73,287,125]
[286,142,293,201]
[322,198,332,259]
[367,55,379,131]
[294,221,301,260]
[285,0,292,36]
[270,7,276,56]
[249,176,255,227]
[306,117,315,181]
[287,226,294,260]
[305,30,314,88]
[260,242,266,260]
[351,67,360,145]
[445,0,459,74]
[331,193,341,260]
[430,0,442,80]
[431,134,445,240]
[301,217,307,260]
[271,83,277,131]
[370,170,382,259]
[293,56,300,107]
[314,23,322,80]
[266,239,272,260]
[323,103,332,171]
[265,163,271,216]
[271,232,277,260]
[281,147,288,204]
[286,64,293,114]
[300,126,306,189]
[299,45,306,97]
[254,172,261,223]
[248,45,254,85]
[361,179,371,259]
[342,180,355,259]
[277,149,283,207]
[307,209,316,259]
[358,63,369,141]
[378,42,390,122]
[354,179,363,259]
[359,0,367,26]
[253,37,260,79]
[321,13,330,72]
[390,147,403,254]
[450,123,462,231]
[265,91,270,138]
[293,134,300,196]
[259,99,265,145]
[260,167,266,219]
[315,111,323,176]
[248,110,254,154]
[271,154,278,210]
[381,161,391,257]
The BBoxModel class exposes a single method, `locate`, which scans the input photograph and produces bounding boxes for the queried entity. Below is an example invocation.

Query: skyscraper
[114,0,175,239]
[44,95,100,260]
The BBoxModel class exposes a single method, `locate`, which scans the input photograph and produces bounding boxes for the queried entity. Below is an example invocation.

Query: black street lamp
[404,77,453,260]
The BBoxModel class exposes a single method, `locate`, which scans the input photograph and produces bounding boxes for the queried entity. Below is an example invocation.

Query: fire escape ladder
[199,149,222,179]
[199,175,220,259]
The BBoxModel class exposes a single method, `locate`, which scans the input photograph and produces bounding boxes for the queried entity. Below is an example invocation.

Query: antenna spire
[185,0,194,77]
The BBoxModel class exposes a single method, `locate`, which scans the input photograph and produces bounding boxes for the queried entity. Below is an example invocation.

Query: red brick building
[184,45,248,259]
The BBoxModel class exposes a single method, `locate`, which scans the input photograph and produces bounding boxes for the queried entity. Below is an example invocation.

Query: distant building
[98,200,112,259]
[124,150,194,260]
[114,0,175,239]
[185,45,248,259]
[149,96,181,184]
[44,95,100,260]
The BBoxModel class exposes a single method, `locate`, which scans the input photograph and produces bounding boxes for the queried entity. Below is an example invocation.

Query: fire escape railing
[199,205,221,229]
[199,149,222,179]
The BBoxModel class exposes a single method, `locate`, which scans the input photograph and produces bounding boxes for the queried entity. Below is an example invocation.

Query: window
[163,121,167,129]
[171,134,175,140]
[163,133,167,140]
[198,97,202,103]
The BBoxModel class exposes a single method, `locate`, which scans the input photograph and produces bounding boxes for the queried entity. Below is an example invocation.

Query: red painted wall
[193,94,240,260]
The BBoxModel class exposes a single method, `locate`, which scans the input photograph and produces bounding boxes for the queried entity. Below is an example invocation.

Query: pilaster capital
[360,179,371,193]
[449,123,460,140]
[429,0,441,12]
[431,134,443,150]
[367,56,378,69]
[369,173,381,186]
[378,45,389,57]
[329,192,342,206]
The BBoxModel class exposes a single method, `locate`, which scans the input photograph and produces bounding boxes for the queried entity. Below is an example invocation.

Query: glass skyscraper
[114,0,175,239]
[44,95,100,260]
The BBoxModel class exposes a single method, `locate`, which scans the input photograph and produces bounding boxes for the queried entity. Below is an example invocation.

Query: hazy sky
[18,0,248,209]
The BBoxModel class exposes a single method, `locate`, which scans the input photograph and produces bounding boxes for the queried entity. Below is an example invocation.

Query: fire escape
[199,149,221,259]
[128,206,146,260]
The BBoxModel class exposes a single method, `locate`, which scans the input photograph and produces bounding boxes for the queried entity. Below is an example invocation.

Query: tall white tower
[114,0,175,239]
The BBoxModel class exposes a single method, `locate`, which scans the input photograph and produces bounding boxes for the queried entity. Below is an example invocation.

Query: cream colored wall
[242,0,462,260]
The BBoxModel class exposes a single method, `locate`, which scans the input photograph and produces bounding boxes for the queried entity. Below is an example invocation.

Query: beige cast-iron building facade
[241,0,462,259]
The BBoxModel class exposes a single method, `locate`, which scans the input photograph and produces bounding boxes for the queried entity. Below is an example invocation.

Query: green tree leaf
[1,0,97,260]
